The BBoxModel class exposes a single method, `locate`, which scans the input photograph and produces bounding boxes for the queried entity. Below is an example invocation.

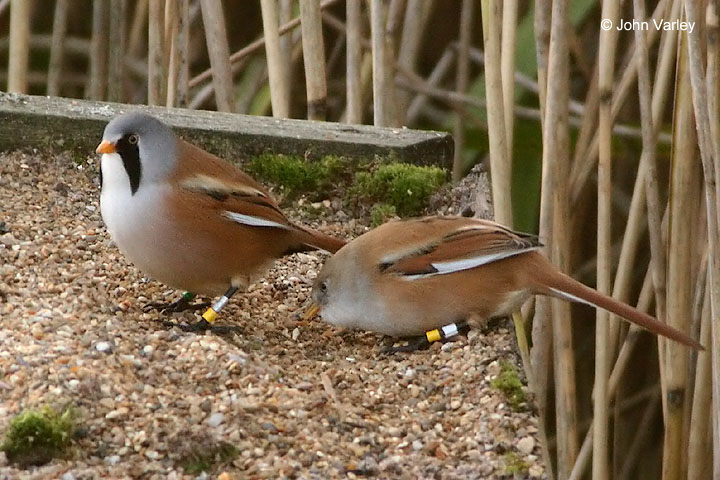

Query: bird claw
[143,297,210,314]
[381,336,432,354]
[160,319,241,334]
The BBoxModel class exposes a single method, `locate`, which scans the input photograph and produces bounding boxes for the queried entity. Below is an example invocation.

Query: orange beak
[302,302,321,321]
[96,140,116,154]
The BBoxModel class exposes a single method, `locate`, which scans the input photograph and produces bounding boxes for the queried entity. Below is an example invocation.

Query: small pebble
[144,450,159,460]
[261,422,279,433]
[95,341,113,353]
[518,436,535,455]
[105,407,128,420]
[208,412,225,427]
[0,233,18,246]
[529,465,545,478]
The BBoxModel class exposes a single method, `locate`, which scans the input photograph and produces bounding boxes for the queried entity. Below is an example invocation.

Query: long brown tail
[530,257,703,350]
[295,225,346,253]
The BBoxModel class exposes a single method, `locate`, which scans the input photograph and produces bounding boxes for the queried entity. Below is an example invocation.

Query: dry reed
[370,0,393,126]
[147,0,164,105]
[261,0,291,117]
[46,0,68,97]
[594,1,620,478]
[299,0,327,120]
[7,0,32,93]
[199,0,234,112]
[345,0,363,124]
[452,0,472,183]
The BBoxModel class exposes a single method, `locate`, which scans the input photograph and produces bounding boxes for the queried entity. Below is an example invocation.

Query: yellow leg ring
[426,329,441,343]
[202,308,218,323]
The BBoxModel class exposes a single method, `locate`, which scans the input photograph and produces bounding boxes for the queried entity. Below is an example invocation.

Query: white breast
[100,153,173,278]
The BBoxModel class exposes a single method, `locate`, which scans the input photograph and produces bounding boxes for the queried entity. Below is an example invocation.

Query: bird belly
[322,272,532,337]
[322,295,393,334]
[320,282,452,337]
[100,162,227,294]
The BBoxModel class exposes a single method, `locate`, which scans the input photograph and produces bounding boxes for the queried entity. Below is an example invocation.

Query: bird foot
[381,336,432,354]
[143,297,210,314]
[382,322,471,354]
[160,319,242,334]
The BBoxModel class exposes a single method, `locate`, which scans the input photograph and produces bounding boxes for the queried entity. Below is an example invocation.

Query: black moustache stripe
[116,137,142,195]
[123,149,142,195]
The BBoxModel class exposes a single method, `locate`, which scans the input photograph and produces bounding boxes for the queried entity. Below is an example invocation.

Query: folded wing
[381,219,541,279]
[181,174,293,230]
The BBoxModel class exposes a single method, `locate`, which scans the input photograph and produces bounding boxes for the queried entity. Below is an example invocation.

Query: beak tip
[96,141,116,155]
[302,303,321,321]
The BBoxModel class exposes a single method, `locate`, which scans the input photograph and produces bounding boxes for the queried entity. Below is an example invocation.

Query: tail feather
[295,225,346,254]
[533,262,703,350]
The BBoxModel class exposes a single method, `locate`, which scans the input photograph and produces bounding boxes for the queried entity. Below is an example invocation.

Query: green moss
[346,163,447,216]
[503,451,530,475]
[247,154,446,219]
[370,203,397,227]
[490,360,528,410]
[247,153,347,200]
[1,406,76,467]
[181,442,239,475]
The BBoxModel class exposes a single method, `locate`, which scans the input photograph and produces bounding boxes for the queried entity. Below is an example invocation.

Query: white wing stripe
[402,247,539,280]
[432,248,538,273]
[378,226,495,264]
[222,211,290,229]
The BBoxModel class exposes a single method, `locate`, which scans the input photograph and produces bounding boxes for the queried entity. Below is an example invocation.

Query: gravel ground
[0,150,544,479]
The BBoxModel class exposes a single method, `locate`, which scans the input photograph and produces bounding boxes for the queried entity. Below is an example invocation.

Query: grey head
[310,248,371,329]
[98,112,178,194]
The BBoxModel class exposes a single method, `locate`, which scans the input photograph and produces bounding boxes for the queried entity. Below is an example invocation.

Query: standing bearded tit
[97,112,345,331]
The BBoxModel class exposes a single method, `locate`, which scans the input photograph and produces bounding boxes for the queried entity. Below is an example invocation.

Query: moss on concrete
[370,203,398,227]
[215,152,449,219]
[247,153,348,200]
[346,163,448,217]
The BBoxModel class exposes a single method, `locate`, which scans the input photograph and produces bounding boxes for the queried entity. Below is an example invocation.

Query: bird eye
[128,134,138,145]
[320,281,328,292]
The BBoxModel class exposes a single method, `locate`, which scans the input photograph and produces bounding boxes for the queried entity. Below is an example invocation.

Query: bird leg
[143,292,210,313]
[382,321,470,354]
[162,286,242,333]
